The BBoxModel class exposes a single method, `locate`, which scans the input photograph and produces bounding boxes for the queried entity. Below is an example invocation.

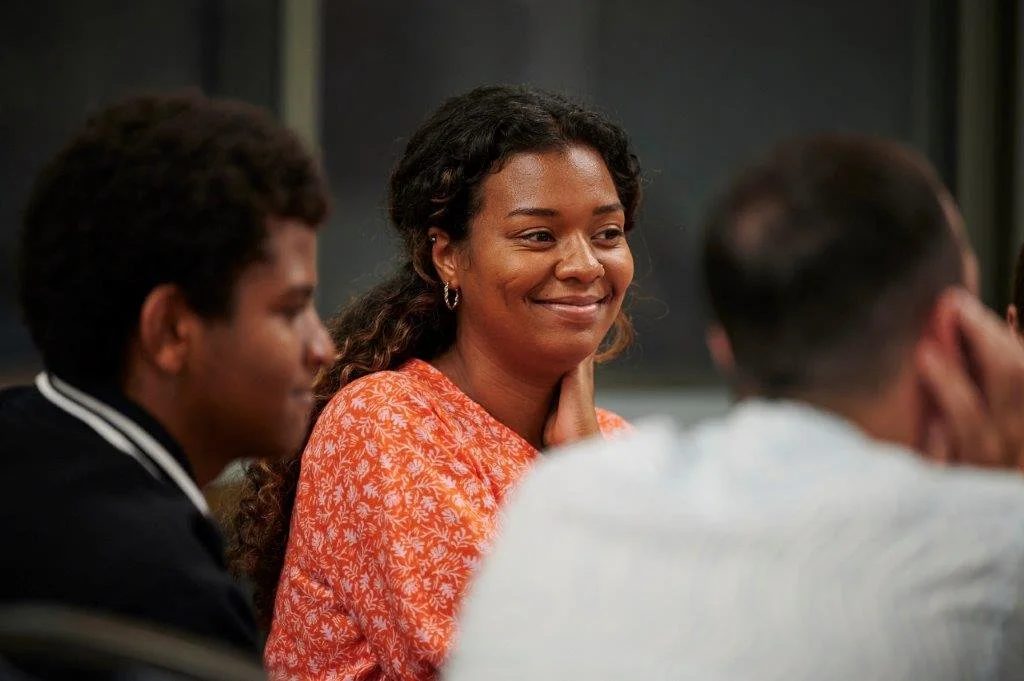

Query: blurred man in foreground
[446,135,1024,680]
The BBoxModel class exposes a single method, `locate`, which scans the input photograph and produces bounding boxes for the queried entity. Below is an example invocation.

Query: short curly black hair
[17,91,329,387]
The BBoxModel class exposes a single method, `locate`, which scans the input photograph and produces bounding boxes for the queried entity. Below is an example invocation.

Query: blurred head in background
[702,133,976,452]
[17,91,334,483]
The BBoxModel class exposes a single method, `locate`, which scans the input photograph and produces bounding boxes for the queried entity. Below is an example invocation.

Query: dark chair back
[0,605,265,680]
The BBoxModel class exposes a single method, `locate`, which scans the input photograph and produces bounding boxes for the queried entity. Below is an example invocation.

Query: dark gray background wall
[318,0,949,387]
[1,1,209,368]
[0,0,961,389]
[0,0,278,376]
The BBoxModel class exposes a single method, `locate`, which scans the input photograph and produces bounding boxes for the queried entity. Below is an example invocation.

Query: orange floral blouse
[264,358,628,680]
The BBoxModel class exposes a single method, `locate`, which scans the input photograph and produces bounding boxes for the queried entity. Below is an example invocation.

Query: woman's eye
[522,231,555,243]
[596,226,625,241]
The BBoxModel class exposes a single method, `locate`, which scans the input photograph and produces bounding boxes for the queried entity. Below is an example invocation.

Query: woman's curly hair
[225,84,643,628]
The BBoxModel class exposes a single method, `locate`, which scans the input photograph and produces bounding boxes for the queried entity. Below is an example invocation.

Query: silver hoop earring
[443,281,460,311]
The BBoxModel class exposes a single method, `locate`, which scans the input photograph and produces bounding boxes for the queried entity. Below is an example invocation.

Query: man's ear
[918,287,968,365]
[136,284,201,375]
[428,227,461,287]
[706,323,735,374]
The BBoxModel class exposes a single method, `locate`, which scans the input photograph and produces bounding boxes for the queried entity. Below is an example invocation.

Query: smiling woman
[429,145,634,385]
[227,85,643,680]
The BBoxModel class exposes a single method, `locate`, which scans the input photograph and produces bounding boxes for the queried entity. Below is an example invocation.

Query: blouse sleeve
[596,408,632,437]
[279,375,496,681]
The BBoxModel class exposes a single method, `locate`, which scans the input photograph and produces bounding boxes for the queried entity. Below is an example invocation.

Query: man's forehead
[266,219,318,257]
[241,220,318,281]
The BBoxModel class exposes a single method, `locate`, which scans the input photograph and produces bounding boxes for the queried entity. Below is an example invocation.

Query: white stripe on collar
[36,373,210,516]
[35,373,161,479]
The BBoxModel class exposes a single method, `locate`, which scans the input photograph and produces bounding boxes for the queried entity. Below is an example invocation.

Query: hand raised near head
[918,291,1024,471]
[543,355,601,450]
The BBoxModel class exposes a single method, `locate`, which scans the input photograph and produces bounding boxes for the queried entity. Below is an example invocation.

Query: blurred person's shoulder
[0,381,106,464]
[0,382,258,655]
[452,407,1024,680]
[898,456,1024,555]
[508,402,1024,548]
[516,416,683,507]
[0,379,199,534]
[0,382,50,423]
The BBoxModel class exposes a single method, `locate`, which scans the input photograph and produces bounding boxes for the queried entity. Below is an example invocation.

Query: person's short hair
[701,134,964,397]
[18,91,329,387]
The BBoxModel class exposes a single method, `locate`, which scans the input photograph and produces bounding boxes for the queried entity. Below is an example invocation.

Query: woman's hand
[543,355,601,449]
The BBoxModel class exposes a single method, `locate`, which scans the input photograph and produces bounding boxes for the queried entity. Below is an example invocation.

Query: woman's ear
[428,227,460,286]
[1008,304,1020,336]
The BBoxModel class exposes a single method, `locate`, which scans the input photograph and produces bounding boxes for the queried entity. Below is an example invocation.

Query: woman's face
[433,144,634,377]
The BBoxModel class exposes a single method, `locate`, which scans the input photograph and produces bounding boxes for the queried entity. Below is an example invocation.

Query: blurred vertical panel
[279,0,320,152]
[1014,0,1024,281]
[956,0,1018,309]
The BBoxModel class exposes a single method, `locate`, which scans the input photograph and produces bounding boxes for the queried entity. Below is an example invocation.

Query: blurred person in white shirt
[444,134,1024,681]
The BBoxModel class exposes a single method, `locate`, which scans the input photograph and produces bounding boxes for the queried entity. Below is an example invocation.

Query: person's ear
[916,287,970,368]
[706,323,735,374]
[428,227,462,287]
[1007,304,1020,337]
[136,284,201,375]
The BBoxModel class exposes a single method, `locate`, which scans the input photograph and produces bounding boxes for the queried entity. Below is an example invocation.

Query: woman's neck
[431,338,560,450]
